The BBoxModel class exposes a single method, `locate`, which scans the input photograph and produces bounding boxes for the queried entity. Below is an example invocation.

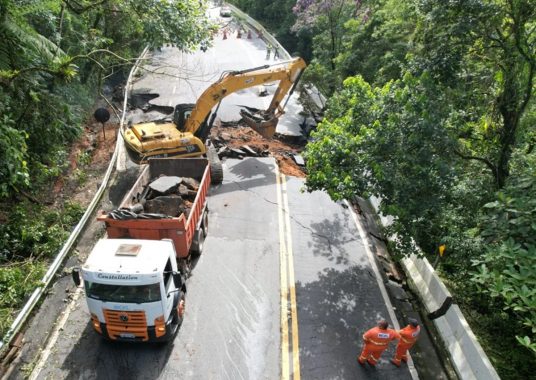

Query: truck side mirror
[72,268,81,286]
[172,272,182,288]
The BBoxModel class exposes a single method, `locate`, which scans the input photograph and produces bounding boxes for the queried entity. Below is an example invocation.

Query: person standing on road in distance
[358,319,400,367]
[266,43,272,60]
[391,318,420,367]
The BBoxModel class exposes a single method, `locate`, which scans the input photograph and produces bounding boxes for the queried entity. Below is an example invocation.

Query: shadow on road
[58,322,175,379]
[296,266,413,380]
[214,157,276,195]
[306,213,359,267]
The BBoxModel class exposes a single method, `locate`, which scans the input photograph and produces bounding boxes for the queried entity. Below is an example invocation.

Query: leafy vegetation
[0,0,214,200]
[0,0,214,339]
[229,0,313,60]
[472,158,536,354]
[0,202,84,336]
[0,0,534,375]
[235,0,536,376]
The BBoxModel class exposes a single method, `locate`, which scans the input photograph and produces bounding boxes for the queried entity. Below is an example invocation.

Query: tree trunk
[496,69,521,188]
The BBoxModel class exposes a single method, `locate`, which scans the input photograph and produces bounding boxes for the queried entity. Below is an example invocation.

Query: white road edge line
[276,168,290,380]
[345,200,419,380]
[29,286,84,380]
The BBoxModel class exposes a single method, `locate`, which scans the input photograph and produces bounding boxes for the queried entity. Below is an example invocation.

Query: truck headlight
[91,313,102,334]
[154,315,166,337]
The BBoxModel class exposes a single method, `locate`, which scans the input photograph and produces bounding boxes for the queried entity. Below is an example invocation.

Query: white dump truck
[72,239,186,342]
[71,158,211,342]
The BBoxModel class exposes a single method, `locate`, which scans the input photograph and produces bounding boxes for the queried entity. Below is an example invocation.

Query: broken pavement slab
[292,154,305,166]
[145,195,183,216]
[241,145,259,156]
[149,176,182,194]
[182,177,200,191]
[230,148,247,158]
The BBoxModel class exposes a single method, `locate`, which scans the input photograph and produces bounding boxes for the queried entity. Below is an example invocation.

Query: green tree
[335,0,417,86]
[0,0,215,200]
[305,73,455,254]
[292,0,361,94]
[229,0,313,60]
[472,151,536,354]
[414,0,536,188]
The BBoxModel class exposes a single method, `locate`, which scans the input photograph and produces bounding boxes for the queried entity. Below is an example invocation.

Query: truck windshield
[84,282,161,303]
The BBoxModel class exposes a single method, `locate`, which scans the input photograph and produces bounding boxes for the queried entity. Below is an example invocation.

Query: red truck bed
[98,158,210,258]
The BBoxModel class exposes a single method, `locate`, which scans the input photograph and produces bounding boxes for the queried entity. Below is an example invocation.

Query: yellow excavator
[122,57,307,183]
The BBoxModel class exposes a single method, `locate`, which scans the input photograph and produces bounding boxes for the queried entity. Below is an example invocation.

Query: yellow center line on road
[276,169,290,380]
[277,172,301,379]
[281,174,301,380]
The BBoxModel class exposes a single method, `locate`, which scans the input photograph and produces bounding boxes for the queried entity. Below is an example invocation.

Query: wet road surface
[30,158,412,380]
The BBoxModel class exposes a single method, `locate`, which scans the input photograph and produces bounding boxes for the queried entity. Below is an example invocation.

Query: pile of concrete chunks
[211,132,308,167]
[132,176,200,218]
[212,133,270,160]
[216,144,269,160]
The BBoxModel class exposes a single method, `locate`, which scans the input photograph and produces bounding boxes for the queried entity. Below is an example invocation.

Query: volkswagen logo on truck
[119,314,129,322]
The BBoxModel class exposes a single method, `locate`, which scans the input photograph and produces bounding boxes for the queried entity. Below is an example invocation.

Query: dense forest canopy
[0,0,534,376]
[232,0,536,375]
[0,0,215,199]
[0,0,214,339]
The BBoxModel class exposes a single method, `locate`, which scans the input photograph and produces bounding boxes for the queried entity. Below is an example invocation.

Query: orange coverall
[392,324,420,366]
[358,327,400,366]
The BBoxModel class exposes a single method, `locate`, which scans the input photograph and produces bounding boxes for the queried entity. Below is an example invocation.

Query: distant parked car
[220,6,232,17]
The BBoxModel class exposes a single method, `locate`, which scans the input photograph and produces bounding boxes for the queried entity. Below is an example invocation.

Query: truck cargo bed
[98,158,210,258]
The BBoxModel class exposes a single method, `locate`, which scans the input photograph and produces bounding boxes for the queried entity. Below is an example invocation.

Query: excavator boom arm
[184,57,306,134]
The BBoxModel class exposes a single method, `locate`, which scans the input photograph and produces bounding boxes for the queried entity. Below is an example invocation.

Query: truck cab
[73,239,186,342]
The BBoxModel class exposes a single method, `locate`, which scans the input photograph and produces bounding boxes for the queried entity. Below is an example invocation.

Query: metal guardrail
[0,46,149,355]
[225,3,291,59]
[226,3,326,113]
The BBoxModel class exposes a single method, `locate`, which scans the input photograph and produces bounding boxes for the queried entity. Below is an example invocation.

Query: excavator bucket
[239,109,279,139]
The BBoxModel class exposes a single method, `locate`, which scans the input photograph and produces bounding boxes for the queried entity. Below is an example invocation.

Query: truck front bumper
[95,320,176,343]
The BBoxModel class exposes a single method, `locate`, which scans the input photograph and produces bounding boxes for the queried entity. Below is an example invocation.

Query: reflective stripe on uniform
[369,339,388,346]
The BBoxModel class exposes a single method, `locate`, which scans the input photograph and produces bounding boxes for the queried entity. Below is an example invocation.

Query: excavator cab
[173,103,212,141]
[173,104,195,132]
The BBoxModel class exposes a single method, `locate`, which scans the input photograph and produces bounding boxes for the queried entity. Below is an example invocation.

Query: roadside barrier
[0,46,149,357]
[401,254,500,379]
[226,4,290,60]
[369,198,500,380]
[402,254,452,319]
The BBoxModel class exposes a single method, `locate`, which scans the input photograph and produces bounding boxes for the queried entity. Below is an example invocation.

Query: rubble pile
[106,175,201,220]
[209,126,308,177]
[139,175,199,217]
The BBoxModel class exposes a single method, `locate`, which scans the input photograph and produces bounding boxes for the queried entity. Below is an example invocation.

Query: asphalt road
[6,5,446,380]
[125,7,305,135]
[26,158,414,380]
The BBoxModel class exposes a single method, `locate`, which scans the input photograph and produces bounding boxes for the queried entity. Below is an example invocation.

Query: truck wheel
[202,210,209,237]
[180,259,192,278]
[191,228,205,256]
[206,143,223,185]
[169,291,185,339]
[176,291,186,325]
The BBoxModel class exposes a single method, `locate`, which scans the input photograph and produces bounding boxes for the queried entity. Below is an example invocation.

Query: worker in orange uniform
[391,318,420,367]
[358,320,400,366]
